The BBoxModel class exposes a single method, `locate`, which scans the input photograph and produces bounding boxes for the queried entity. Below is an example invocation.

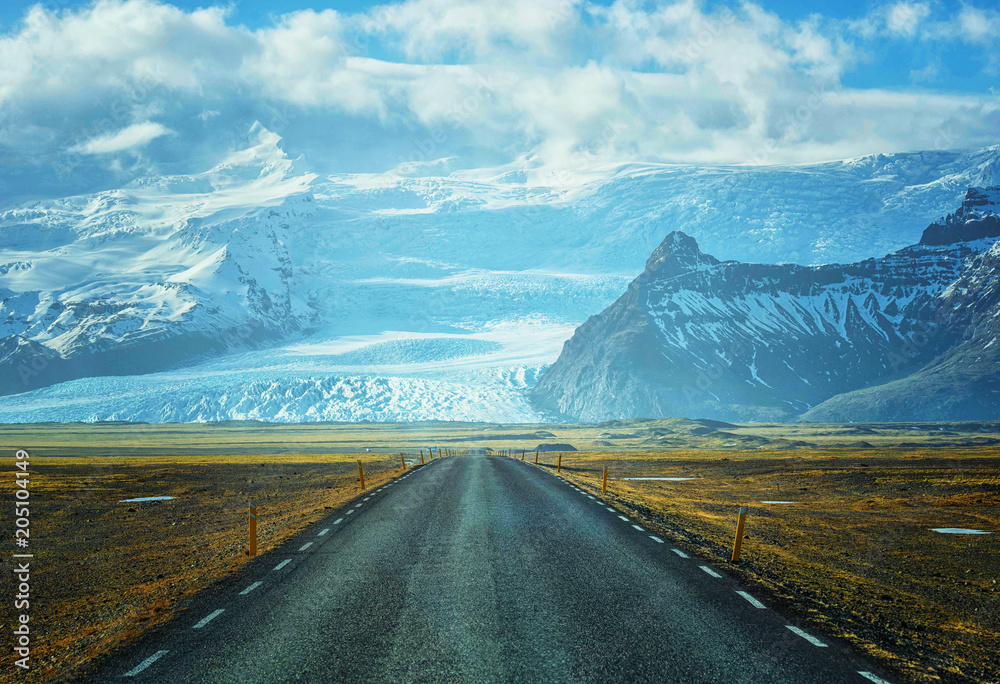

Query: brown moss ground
[530,448,999,684]
[1,421,997,683]
[0,452,415,684]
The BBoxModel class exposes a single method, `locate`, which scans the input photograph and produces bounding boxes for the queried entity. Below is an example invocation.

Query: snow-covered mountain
[1,123,998,423]
[531,188,1000,422]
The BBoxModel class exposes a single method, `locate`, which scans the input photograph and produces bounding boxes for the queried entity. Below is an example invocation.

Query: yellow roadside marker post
[248,503,257,557]
[731,506,749,563]
[603,468,608,494]
[420,451,425,464]
[535,451,539,464]
[401,455,407,470]
[557,454,562,473]
[358,461,365,490]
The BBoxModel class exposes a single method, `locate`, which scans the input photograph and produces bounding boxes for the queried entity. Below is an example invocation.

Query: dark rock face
[920,188,1000,246]
[802,239,1000,421]
[532,188,1000,423]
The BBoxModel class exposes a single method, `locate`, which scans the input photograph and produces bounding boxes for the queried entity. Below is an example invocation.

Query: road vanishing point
[85,452,894,683]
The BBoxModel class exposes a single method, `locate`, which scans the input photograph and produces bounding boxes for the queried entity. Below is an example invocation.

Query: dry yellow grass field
[0,421,996,683]
[531,447,999,684]
[0,448,423,683]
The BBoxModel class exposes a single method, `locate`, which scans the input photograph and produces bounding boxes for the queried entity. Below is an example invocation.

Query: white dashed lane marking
[123,650,169,677]
[333,518,343,525]
[617,515,630,522]
[736,591,766,609]
[346,509,355,515]
[858,672,892,684]
[699,566,721,578]
[786,625,828,647]
[299,542,313,552]
[632,525,645,532]
[273,559,292,571]
[192,609,225,630]
[239,581,263,596]
[649,536,664,543]
[671,548,689,559]
[605,507,615,512]
[318,528,330,536]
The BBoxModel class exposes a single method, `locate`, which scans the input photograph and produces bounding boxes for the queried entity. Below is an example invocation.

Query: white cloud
[850,1,930,38]
[886,2,930,37]
[957,6,1000,44]
[69,121,174,155]
[0,0,996,197]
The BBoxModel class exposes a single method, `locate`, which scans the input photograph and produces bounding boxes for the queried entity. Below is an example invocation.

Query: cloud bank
[0,0,998,201]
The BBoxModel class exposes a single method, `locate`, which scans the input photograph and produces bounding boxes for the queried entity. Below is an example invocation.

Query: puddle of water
[929,528,992,535]
[761,501,798,504]
[622,477,695,481]
[119,496,175,503]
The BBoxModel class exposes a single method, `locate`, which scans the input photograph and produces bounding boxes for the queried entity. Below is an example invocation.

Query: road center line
[649,535,665,543]
[736,591,766,609]
[632,524,646,531]
[333,518,343,525]
[273,559,292,571]
[346,509,355,515]
[192,609,225,630]
[239,581,263,596]
[617,515,630,521]
[606,507,615,512]
[318,528,330,536]
[122,650,169,677]
[858,672,892,684]
[670,548,689,558]
[299,542,313,551]
[699,566,722,578]
[786,625,828,647]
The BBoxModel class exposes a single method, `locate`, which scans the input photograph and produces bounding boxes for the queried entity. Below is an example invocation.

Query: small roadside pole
[420,451,425,464]
[557,454,562,473]
[401,455,407,470]
[731,506,749,563]
[248,503,257,557]
[535,451,539,464]
[358,461,365,490]
[603,468,608,494]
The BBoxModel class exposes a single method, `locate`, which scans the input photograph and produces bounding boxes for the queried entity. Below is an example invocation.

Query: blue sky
[0,0,998,203]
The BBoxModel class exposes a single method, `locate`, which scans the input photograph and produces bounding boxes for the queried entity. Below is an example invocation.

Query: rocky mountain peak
[920,186,1000,245]
[644,231,718,274]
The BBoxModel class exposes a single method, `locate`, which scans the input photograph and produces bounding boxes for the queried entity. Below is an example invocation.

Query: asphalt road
[84,454,894,683]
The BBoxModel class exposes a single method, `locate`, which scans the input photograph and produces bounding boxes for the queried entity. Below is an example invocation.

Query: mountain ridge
[3,125,1000,422]
[531,187,1000,423]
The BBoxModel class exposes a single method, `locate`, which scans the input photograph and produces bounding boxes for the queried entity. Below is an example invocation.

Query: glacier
[1,123,999,423]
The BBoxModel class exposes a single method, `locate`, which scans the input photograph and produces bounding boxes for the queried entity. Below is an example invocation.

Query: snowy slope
[532,188,1000,422]
[1,123,999,422]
